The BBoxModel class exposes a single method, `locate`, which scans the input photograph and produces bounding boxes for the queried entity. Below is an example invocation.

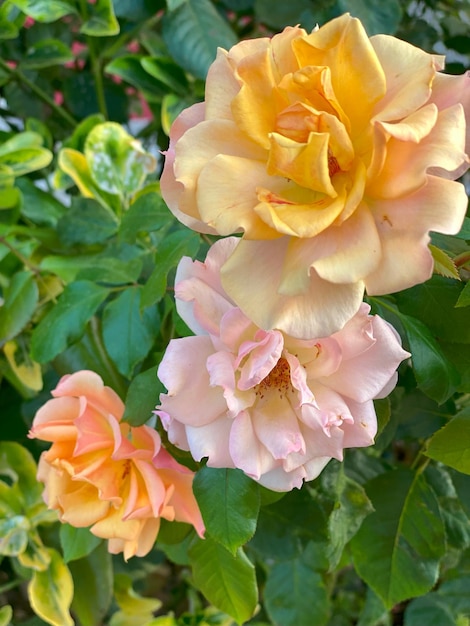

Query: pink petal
[29,397,80,442]
[206,349,255,416]
[185,416,234,467]
[429,70,470,153]
[229,411,277,479]
[341,399,378,448]
[52,370,124,420]
[252,395,305,459]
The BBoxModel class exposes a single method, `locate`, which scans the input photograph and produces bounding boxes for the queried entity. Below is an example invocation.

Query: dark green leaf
[69,542,113,626]
[17,177,65,227]
[254,0,314,30]
[60,525,102,563]
[113,0,160,21]
[105,55,168,100]
[122,364,163,426]
[57,197,118,246]
[102,287,159,377]
[426,407,470,474]
[437,575,470,615]
[193,467,260,554]
[400,312,459,404]
[141,229,200,307]
[403,595,456,626]
[76,256,143,285]
[325,465,374,570]
[119,191,173,243]
[264,542,330,626]
[336,0,403,35]
[0,271,38,346]
[20,38,74,69]
[162,0,238,80]
[140,56,189,95]
[189,538,257,625]
[350,469,445,608]
[31,281,109,362]
[456,282,470,308]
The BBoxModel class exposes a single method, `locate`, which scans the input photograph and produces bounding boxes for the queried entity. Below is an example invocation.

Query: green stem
[88,316,128,399]
[0,236,42,275]
[88,37,109,119]
[0,59,77,128]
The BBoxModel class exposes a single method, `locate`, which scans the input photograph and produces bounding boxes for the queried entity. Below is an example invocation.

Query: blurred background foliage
[0,1,469,625]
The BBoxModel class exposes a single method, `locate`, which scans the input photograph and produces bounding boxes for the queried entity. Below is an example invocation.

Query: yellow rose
[161,14,469,339]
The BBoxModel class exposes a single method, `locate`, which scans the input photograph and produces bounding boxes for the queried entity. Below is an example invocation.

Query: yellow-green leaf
[110,573,162,626]
[430,244,460,280]
[28,548,74,626]
[0,605,13,626]
[4,340,43,391]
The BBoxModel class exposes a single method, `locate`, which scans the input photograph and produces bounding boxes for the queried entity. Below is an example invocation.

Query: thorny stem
[0,236,41,276]
[0,59,77,127]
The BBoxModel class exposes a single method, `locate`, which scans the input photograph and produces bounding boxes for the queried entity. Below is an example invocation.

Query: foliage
[0,0,469,625]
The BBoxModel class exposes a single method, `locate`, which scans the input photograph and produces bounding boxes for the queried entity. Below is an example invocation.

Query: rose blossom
[160,14,469,339]
[155,238,410,491]
[29,371,204,560]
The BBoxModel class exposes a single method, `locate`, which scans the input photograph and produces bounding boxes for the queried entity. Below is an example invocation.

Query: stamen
[255,357,292,399]
[328,154,341,178]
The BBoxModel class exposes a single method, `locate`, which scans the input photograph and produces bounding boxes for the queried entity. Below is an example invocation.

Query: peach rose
[29,371,204,560]
[155,239,410,491]
[161,14,469,339]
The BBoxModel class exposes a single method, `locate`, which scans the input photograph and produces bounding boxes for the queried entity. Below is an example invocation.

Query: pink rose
[29,371,204,560]
[160,14,469,339]
[156,239,410,491]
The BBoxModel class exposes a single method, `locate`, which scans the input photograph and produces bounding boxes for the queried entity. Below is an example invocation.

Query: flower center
[255,357,292,399]
[328,154,340,178]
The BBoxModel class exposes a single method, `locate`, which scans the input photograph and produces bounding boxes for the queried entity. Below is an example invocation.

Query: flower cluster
[156,238,410,491]
[161,13,469,339]
[29,371,204,560]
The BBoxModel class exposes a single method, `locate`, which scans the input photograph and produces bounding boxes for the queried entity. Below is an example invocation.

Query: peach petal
[53,370,124,419]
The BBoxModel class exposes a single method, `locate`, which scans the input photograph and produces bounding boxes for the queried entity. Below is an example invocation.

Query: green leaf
[0,147,52,176]
[60,525,102,563]
[20,38,74,69]
[336,0,403,35]
[0,605,12,626]
[400,312,459,404]
[10,0,76,21]
[350,469,446,608]
[254,0,314,30]
[16,177,65,227]
[189,538,257,625]
[76,255,143,285]
[456,282,470,308]
[437,575,470,616]
[403,595,456,626]
[396,277,470,343]
[425,407,470,474]
[430,244,460,280]
[162,0,238,80]
[140,56,189,95]
[57,197,118,246]
[141,229,200,307]
[324,464,374,570]
[105,55,169,101]
[264,542,330,626]
[102,287,159,378]
[31,281,109,362]
[0,442,42,505]
[28,548,74,626]
[0,271,38,346]
[119,190,173,243]
[122,364,163,426]
[80,0,119,36]
[193,467,260,554]
[69,542,113,626]
[84,122,156,196]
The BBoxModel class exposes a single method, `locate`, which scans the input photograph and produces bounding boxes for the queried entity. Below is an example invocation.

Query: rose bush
[161,13,469,339]
[156,238,410,491]
[29,371,204,560]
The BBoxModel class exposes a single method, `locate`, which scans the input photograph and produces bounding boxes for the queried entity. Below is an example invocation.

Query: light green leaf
[69,542,113,626]
[0,148,52,176]
[122,364,163,426]
[141,229,200,307]
[264,542,330,626]
[0,271,38,346]
[10,0,76,21]
[80,0,119,36]
[0,186,20,209]
[0,516,30,556]
[102,287,159,377]
[189,538,257,625]
[28,548,74,626]
[193,467,260,554]
[425,407,470,474]
[57,197,118,246]
[21,38,74,69]
[84,122,156,196]
[350,469,446,608]
[162,0,238,79]
[31,281,109,362]
[0,441,42,506]
[430,244,460,280]
[0,605,12,626]
[60,525,102,563]
[111,573,162,625]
